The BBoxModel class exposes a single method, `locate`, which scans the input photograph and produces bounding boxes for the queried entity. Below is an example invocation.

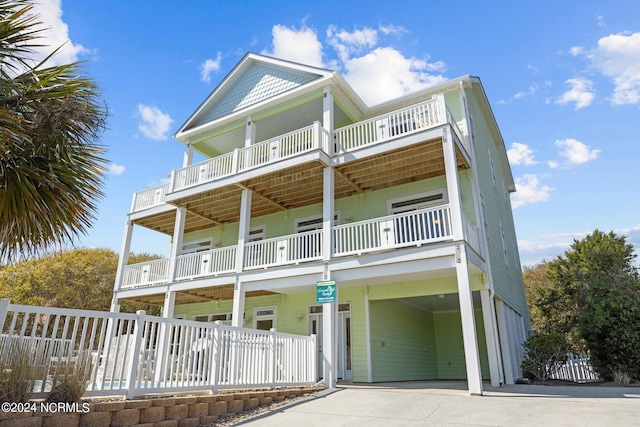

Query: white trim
[182,237,213,254]
[364,293,372,383]
[254,306,277,330]
[387,189,448,215]
[294,211,341,232]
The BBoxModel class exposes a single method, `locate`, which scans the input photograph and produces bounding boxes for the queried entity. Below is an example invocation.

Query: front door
[308,303,352,380]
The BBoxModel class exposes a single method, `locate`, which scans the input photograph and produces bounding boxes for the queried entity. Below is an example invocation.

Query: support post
[322,167,334,261]
[323,87,334,155]
[480,289,502,386]
[442,128,464,240]
[112,218,134,303]
[167,206,187,282]
[456,244,483,395]
[236,189,252,273]
[495,299,515,384]
[322,270,337,388]
[126,310,146,399]
[183,142,194,167]
[231,279,246,327]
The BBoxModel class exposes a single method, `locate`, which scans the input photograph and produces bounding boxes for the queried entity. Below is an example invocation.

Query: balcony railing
[244,229,323,270]
[175,246,237,280]
[334,97,446,154]
[122,258,171,288]
[333,205,453,256]
[171,122,328,193]
[119,207,460,289]
[131,183,170,212]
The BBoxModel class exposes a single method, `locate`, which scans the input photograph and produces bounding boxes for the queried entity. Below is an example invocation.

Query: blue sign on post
[316,280,337,304]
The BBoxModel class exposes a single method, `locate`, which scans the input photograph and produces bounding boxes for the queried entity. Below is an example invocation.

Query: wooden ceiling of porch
[121,284,277,306]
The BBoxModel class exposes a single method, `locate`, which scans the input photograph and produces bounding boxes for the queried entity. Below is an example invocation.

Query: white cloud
[201,52,222,83]
[263,23,446,106]
[507,142,537,166]
[263,25,324,68]
[554,138,600,164]
[514,85,539,99]
[577,31,640,105]
[547,160,560,169]
[511,174,553,208]
[378,23,408,37]
[137,104,174,141]
[341,47,446,105]
[555,78,595,109]
[107,163,125,175]
[28,0,89,67]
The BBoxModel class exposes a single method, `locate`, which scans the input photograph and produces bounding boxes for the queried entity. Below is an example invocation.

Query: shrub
[0,341,39,403]
[46,350,93,403]
[521,333,568,383]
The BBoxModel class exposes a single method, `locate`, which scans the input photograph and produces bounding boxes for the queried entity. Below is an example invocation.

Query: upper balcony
[129,95,467,217]
[120,204,481,290]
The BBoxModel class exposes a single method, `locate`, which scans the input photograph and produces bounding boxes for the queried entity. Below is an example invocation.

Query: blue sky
[29,0,640,266]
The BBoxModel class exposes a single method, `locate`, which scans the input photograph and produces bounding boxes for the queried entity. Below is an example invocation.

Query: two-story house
[111,53,530,395]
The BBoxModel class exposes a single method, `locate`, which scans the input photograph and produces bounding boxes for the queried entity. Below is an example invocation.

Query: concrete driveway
[237,381,640,426]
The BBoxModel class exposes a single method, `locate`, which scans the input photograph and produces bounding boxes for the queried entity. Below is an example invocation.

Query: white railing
[172,151,235,192]
[333,205,453,256]
[175,246,237,280]
[463,214,481,255]
[171,122,327,193]
[549,353,600,383]
[122,259,170,288]
[132,183,170,212]
[334,97,444,154]
[0,300,316,400]
[244,229,323,269]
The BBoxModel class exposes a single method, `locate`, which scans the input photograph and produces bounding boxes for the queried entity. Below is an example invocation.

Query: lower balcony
[120,205,480,290]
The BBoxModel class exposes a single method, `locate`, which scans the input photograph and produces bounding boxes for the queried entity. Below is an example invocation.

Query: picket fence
[549,353,599,383]
[0,300,316,399]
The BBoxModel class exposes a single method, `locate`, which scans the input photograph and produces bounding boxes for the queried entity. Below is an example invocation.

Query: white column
[235,189,252,273]
[112,218,134,311]
[323,87,334,154]
[245,116,255,147]
[442,128,464,240]
[480,289,502,387]
[167,206,187,282]
[231,279,246,327]
[183,142,194,167]
[162,289,176,318]
[364,291,373,383]
[322,273,337,388]
[495,299,514,384]
[322,167,334,261]
[456,244,483,395]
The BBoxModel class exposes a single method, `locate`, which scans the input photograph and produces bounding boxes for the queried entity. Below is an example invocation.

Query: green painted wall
[369,299,437,381]
[433,310,490,379]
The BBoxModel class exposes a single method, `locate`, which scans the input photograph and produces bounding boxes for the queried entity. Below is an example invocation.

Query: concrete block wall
[0,387,320,427]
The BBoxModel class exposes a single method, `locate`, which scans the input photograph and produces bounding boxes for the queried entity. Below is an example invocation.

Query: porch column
[162,289,176,318]
[231,278,246,327]
[322,167,334,261]
[167,206,187,282]
[480,289,503,386]
[322,271,338,388]
[495,299,515,384]
[235,189,252,273]
[183,142,194,167]
[245,116,255,147]
[442,128,464,240]
[323,87,334,154]
[456,244,483,395]
[112,218,134,309]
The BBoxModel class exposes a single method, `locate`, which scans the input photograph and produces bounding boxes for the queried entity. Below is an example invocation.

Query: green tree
[0,248,161,314]
[528,230,638,349]
[522,261,552,334]
[0,0,108,262]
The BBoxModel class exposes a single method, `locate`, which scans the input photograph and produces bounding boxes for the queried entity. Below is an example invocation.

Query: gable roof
[175,53,337,140]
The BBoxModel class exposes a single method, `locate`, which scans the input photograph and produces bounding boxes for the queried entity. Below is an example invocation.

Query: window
[246,225,266,266]
[182,238,212,254]
[387,190,448,244]
[254,307,276,331]
[294,213,340,259]
[193,313,232,325]
[294,213,340,232]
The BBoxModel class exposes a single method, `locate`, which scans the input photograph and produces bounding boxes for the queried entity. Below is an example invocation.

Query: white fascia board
[129,204,176,222]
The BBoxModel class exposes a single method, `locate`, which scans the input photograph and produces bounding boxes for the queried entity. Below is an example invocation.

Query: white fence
[0,300,316,399]
[549,353,599,383]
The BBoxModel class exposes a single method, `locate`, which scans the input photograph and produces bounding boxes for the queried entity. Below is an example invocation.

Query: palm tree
[0,0,108,262]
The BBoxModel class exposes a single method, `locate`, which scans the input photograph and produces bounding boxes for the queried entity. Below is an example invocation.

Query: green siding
[369,299,437,381]
[433,310,489,379]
